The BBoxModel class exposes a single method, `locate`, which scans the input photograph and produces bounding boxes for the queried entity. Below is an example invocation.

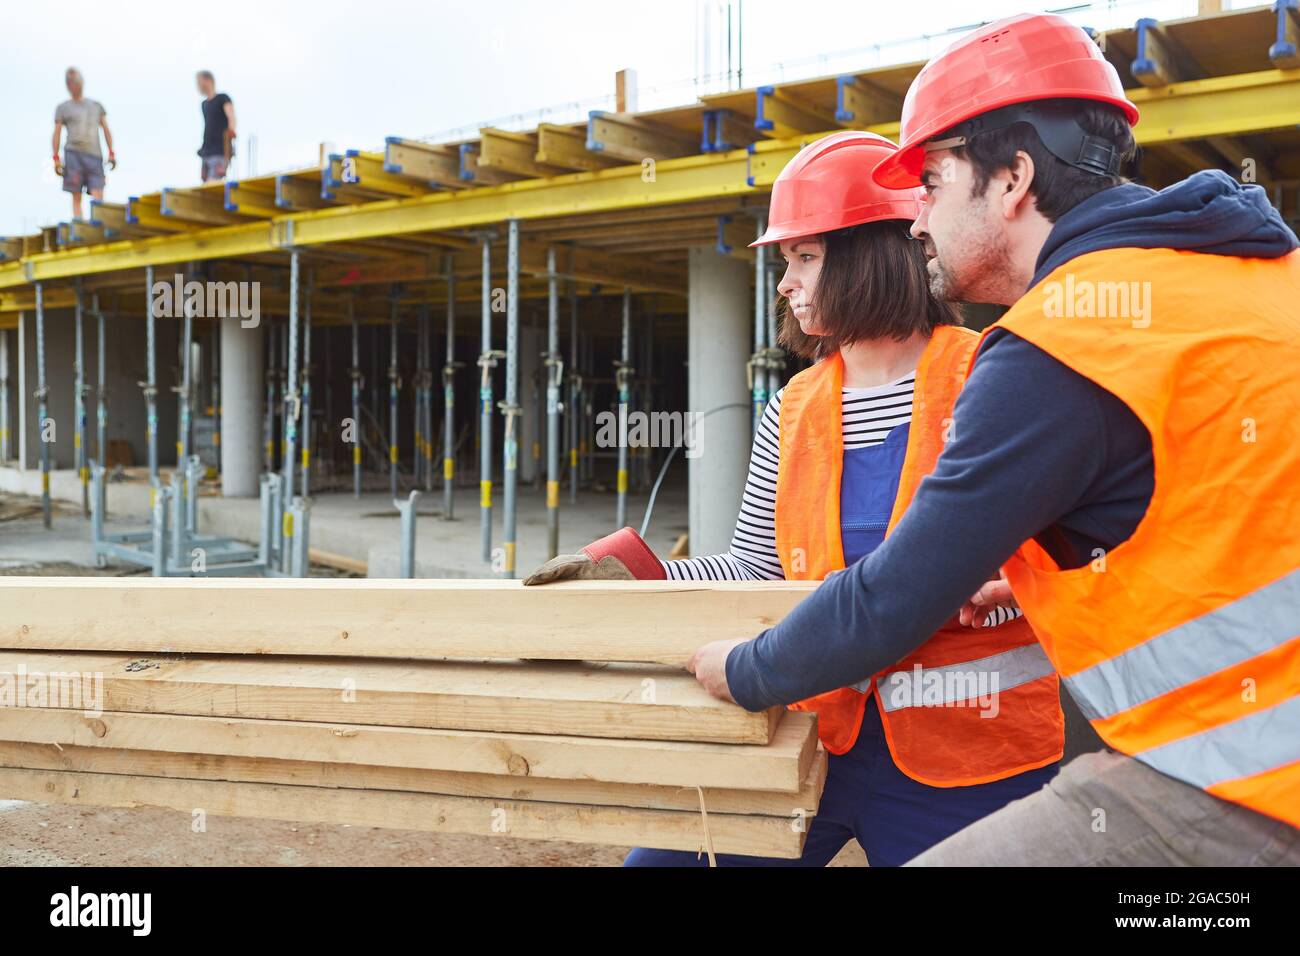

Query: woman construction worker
[689,13,1300,866]
[524,131,1063,866]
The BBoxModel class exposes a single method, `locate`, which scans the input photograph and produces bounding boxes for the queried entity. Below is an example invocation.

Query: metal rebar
[94,294,107,519]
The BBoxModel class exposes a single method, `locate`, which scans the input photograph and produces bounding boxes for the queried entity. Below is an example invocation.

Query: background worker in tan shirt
[52,67,115,218]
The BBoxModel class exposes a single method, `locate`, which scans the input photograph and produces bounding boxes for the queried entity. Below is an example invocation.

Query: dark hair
[950,99,1136,222]
[778,219,961,360]
[197,70,215,83]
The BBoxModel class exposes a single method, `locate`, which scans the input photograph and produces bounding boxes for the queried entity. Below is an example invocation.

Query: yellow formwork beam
[4,67,1298,290]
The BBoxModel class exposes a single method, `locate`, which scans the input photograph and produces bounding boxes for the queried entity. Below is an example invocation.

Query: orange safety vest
[775,325,1064,787]
[985,247,1300,827]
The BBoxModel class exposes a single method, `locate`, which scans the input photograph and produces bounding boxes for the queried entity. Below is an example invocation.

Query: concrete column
[687,246,751,556]
[220,315,264,497]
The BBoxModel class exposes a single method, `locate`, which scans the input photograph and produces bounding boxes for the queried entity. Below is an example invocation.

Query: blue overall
[625,423,1059,867]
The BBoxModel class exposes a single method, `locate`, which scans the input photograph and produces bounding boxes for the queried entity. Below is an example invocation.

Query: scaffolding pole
[281,251,301,574]
[443,254,457,516]
[388,286,400,501]
[478,235,497,562]
[34,284,50,528]
[766,268,781,399]
[501,220,521,578]
[0,326,9,462]
[545,246,562,558]
[752,214,769,434]
[615,288,632,529]
[211,311,220,480]
[567,284,579,504]
[93,294,107,520]
[414,304,427,489]
[263,315,276,474]
[348,295,362,498]
[177,267,195,496]
[143,266,159,499]
[74,280,89,516]
[300,277,313,499]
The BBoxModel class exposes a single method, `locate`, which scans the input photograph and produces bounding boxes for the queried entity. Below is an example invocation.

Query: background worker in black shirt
[196,70,236,181]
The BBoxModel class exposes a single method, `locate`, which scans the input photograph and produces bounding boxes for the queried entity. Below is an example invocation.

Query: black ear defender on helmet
[923,100,1123,177]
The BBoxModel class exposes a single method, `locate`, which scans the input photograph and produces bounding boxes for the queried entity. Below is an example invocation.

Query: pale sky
[2,0,1224,236]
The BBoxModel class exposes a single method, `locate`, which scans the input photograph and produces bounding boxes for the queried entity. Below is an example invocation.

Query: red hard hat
[752,131,922,246]
[873,13,1140,189]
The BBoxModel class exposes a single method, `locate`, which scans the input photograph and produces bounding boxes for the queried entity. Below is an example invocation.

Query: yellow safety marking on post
[74,433,81,449]
[389,444,398,463]
[352,446,361,464]
[175,441,182,457]
[42,473,50,492]
[480,480,492,508]
[570,448,577,467]
[617,469,628,494]
[79,467,88,483]
[214,432,221,447]
[504,541,516,573]
[444,458,454,480]
[547,480,559,508]
[532,442,540,461]
[282,512,294,538]
[149,486,156,508]
[302,449,310,468]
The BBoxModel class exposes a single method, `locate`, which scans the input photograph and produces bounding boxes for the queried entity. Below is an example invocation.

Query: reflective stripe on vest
[875,642,1055,711]
[1139,696,1300,792]
[1065,566,1300,722]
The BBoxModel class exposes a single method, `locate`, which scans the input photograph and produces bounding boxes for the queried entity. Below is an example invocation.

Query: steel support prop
[501,220,521,577]
[544,247,562,558]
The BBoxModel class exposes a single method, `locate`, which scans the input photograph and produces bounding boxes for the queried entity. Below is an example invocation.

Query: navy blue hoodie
[726,171,1298,711]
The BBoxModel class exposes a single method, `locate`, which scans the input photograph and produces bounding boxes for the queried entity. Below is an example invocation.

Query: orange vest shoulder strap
[885,325,980,534]
[775,353,845,579]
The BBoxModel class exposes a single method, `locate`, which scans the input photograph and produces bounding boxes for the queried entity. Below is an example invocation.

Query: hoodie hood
[1033,169,1299,286]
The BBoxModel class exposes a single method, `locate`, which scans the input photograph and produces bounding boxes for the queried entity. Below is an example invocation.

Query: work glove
[523,527,666,585]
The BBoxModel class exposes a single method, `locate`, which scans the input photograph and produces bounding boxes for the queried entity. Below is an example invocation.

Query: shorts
[201,155,229,182]
[62,149,105,194]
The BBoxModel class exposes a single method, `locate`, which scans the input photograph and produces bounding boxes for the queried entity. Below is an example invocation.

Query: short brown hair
[951,100,1136,223]
[778,219,961,360]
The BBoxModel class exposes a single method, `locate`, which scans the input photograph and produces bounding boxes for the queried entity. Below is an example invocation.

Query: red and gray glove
[522,527,666,585]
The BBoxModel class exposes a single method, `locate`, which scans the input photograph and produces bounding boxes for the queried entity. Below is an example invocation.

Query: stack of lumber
[0,578,823,859]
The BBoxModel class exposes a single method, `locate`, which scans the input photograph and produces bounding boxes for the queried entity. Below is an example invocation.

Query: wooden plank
[0,578,815,665]
[0,741,828,818]
[0,707,817,792]
[0,767,806,858]
[0,651,781,744]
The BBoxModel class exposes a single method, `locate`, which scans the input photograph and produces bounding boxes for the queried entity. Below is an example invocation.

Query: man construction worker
[52,67,116,218]
[196,70,237,182]
[688,11,1300,865]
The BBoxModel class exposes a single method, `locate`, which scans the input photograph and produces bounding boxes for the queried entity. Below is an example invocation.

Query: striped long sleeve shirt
[661,370,1016,627]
